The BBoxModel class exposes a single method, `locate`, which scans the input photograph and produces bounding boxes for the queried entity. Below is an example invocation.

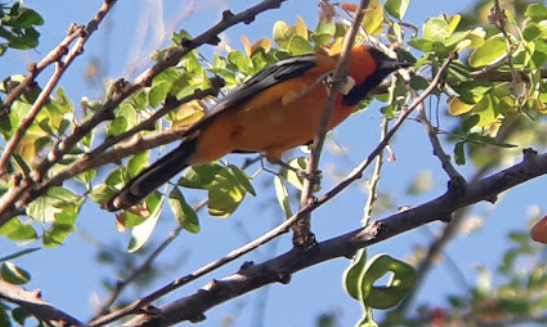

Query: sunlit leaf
[0,262,31,285]
[168,188,200,233]
[468,35,507,68]
[128,194,162,252]
[385,0,409,20]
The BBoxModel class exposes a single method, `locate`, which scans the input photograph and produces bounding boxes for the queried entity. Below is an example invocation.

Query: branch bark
[121,148,547,327]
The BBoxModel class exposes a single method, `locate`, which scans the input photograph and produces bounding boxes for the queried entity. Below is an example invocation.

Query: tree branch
[0,0,118,174]
[120,148,547,327]
[0,0,291,228]
[295,0,372,247]
[0,280,84,327]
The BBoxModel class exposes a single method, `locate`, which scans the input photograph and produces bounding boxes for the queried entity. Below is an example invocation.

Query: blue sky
[3,0,547,326]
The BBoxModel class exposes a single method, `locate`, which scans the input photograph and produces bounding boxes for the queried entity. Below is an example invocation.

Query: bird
[105,45,411,211]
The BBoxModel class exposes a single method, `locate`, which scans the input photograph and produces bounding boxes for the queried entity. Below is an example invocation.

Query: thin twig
[89,76,225,157]
[295,0,372,247]
[0,0,118,175]
[414,90,464,180]
[0,0,291,228]
[395,114,523,314]
[0,61,64,174]
[0,24,85,117]
[90,198,209,320]
[362,117,389,225]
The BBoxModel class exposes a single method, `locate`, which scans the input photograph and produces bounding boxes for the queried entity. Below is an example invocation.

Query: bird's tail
[104,139,197,211]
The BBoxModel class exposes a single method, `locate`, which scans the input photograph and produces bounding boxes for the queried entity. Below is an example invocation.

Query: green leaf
[53,87,74,114]
[473,94,498,127]
[0,218,36,241]
[148,81,170,108]
[362,0,384,35]
[227,165,256,196]
[273,20,295,49]
[0,304,10,327]
[0,248,40,262]
[273,176,292,219]
[454,142,466,166]
[227,50,253,74]
[409,75,429,90]
[3,7,44,28]
[385,0,410,20]
[279,157,308,191]
[11,307,31,326]
[127,151,150,177]
[315,21,336,36]
[208,167,246,218]
[48,186,79,203]
[525,3,547,21]
[462,114,480,132]
[128,194,163,252]
[286,35,314,55]
[178,163,223,190]
[107,116,128,136]
[0,262,31,285]
[168,188,200,233]
[74,169,97,186]
[360,254,417,309]
[423,18,450,42]
[88,184,117,203]
[343,248,368,301]
[8,27,39,49]
[468,35,507,68]
[43,206,78,248]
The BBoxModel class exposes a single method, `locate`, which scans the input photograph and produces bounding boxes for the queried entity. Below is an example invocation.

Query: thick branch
[123,149,547,327]
[0,280,84,327]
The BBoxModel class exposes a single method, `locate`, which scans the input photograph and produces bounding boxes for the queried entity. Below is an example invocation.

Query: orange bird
[106,45,410,211]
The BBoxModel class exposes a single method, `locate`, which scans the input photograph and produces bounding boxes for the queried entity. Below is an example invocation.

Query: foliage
[1,0,547,327]
[0,2,43,56]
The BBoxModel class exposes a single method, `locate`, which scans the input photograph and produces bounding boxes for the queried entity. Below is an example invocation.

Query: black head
[343,48,412,106]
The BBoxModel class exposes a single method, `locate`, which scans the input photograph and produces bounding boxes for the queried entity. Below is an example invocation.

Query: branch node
[292,229,317,249]
[66,23,79,35]
[180,38,193,48]
[523,147,538,162]
[114,78,129,93]
[486,194,498,204]
[189,313,206,323]
[210,75,226,93]
[238,261,254,273]
[30,170,42,183]
[27,62,38,74]
[276,271,292,284]
[221,10,234,20]
[437,214,453,223]
[447,175,467,198]
[12,174,23,187]
[206,35,222,46]
[359,221,383,241]
[243,14,256,24]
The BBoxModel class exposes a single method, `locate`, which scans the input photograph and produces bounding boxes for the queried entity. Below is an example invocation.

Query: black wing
[183,53,318,136]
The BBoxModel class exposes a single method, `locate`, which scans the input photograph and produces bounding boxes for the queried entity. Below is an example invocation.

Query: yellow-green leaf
[362,0,384,36]
[385,0,409,20]
[468,35,507,68]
